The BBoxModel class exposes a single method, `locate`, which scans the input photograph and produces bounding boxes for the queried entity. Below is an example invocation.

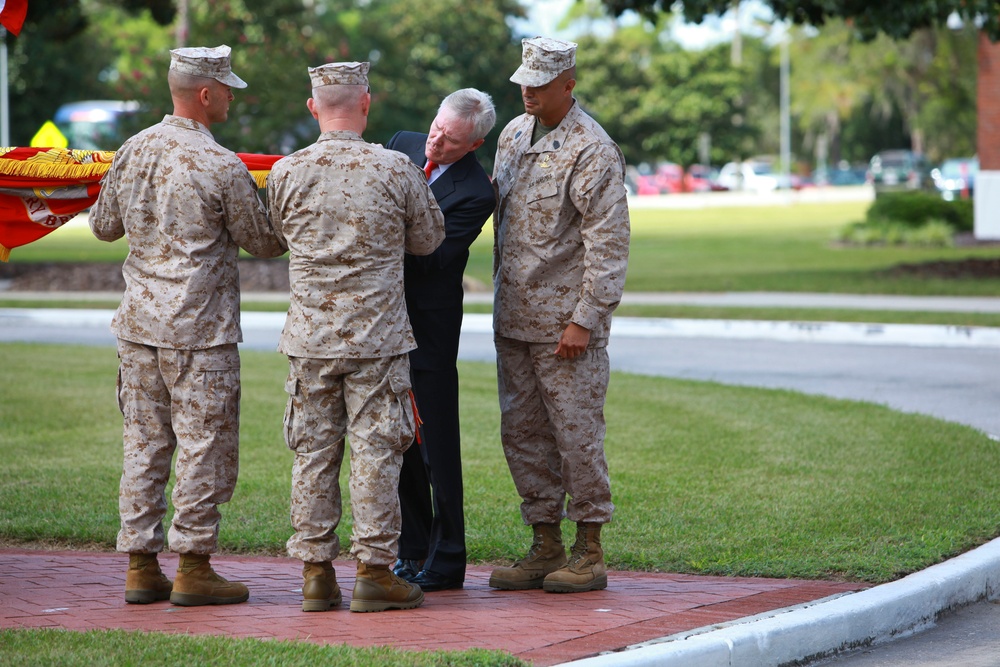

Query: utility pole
[779,35,790,188]
[731,0,742,66]
[175,0,189,48]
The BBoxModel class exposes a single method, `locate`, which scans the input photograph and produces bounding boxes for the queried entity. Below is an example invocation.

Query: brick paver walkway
[0,549,866,665]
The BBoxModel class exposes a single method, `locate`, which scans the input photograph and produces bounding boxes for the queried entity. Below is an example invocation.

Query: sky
[514,0,780,49]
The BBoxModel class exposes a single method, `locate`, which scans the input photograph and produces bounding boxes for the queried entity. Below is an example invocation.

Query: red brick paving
[0,549,866,665]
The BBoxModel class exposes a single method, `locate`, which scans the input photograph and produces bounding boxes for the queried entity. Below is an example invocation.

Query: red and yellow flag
[0,147,283,261]
[0,0,28,35]
[0,147,112,261]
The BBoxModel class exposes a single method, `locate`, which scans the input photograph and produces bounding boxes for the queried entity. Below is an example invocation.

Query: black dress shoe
[393,559,423,582]
[412,570,464,592]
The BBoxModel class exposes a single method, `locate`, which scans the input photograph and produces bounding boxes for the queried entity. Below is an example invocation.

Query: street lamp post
[779,35,790,188]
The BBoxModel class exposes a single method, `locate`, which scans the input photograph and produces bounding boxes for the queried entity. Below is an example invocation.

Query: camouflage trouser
[115,339,241,555]
[284,354,414,566]
[495,335,614,526]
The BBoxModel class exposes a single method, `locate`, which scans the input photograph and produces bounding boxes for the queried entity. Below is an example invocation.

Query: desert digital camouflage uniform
[492,99,630,526]
[90,114,286,555]
[267,130,445,566]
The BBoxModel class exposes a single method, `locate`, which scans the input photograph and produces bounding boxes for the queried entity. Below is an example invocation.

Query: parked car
[52,100,142,151]
[632,162,684,195]
[653,162,685,194]
[684,164,724,192]
[931,157,978,201]
[716,161,779,192]
[866,150,935,195]
[635,174,661,195]
[824,163,869,187]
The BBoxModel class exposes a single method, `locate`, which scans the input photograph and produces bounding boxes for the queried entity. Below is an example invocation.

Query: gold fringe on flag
[249,171,269,188]
[0,158,112,181]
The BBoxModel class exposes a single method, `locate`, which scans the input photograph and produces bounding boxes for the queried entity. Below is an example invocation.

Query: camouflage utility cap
[169,45,247,89]
[309,61,370,88]
[510,36,577,87]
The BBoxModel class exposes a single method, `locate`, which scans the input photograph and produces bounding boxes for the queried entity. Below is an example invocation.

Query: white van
[53,100,141,151]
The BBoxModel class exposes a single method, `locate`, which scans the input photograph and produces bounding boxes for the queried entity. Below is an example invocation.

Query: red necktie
[424,160,437,180]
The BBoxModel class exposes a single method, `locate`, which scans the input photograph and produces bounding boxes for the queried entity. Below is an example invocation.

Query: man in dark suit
[387,88,497,592]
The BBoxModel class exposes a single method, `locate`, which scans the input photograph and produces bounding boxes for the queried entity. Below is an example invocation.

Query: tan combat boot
[543,522,608,593]
[170,554,249,606]
[488,523,568,590]
[350,562,424,612]
[125,553,172,604]
[301,560,342,612]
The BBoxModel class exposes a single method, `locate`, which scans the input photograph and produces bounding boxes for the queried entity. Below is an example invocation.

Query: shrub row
[836,192,973,246]
[867,192,973,231]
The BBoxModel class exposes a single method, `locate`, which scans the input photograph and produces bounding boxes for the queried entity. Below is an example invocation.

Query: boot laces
[521,531,557,564]
[567,536,595,570]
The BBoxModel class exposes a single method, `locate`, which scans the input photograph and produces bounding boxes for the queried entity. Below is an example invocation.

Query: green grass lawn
[3,342,998,584]
[0,628,527,667]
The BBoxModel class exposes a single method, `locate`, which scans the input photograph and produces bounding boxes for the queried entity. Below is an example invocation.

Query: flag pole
[1,26,9,146]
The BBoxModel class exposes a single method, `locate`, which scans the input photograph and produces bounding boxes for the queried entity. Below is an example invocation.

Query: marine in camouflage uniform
[489,37,630,594]
[90,45,286,606]
[266,61,445,613]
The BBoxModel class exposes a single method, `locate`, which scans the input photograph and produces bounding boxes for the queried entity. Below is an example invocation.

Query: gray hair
[440,88,496,142]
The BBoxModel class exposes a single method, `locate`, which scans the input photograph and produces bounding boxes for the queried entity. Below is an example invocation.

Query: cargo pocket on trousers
[283,375,301,452]
[195,369,240,431]
[388,366,415,452]
[115,364,126,416]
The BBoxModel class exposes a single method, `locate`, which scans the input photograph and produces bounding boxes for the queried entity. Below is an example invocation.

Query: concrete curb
[460,314,1000,349]
[558,537,1000,667]
[609,317,1000,349]
[462,291,1000,313]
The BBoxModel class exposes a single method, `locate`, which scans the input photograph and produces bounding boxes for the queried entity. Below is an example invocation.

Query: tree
[789,19,978,165]
[8,0,528,160]
[575,25,764,167]
[600,2,983,160]
[354,0,525,170]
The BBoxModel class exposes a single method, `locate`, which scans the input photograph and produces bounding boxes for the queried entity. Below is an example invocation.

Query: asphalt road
[809,599,1000,667]
[457,314,1000,439]
[4,308,998,440]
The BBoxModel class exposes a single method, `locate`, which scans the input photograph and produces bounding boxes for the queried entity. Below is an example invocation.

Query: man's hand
[554,322,591,359]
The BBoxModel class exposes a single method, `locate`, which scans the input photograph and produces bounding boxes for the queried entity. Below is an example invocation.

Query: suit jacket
[387,130,495,369]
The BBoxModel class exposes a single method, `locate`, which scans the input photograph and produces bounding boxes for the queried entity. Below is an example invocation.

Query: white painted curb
[609,317,1000,348]
[460,314,1000,349]
[556,537,1000,667]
